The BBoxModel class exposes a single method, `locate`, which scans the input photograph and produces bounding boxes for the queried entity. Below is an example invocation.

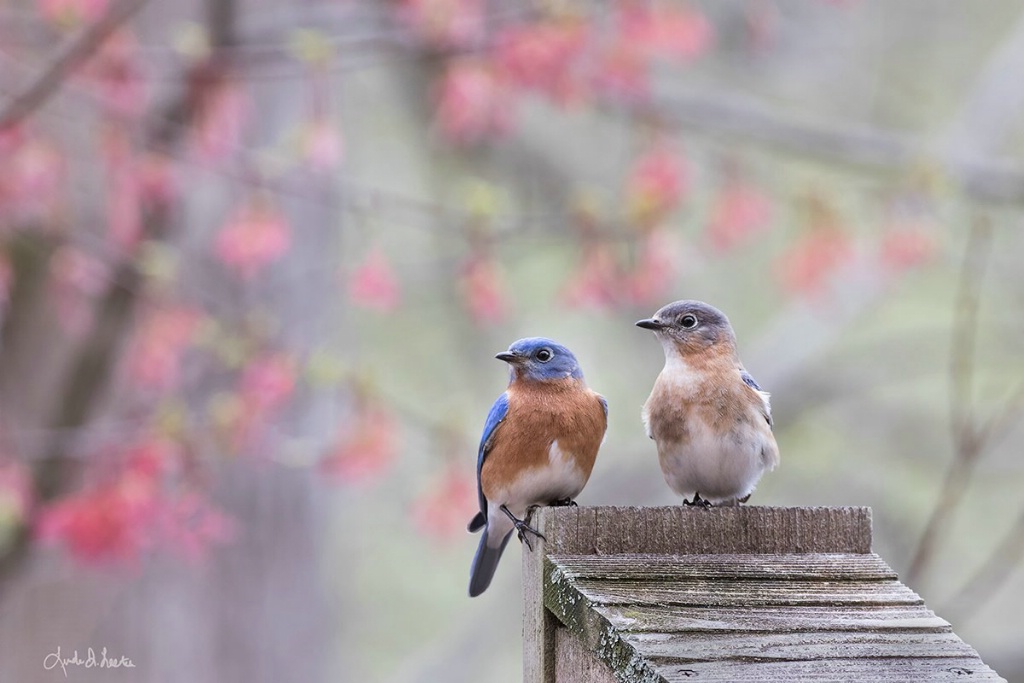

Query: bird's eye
[536,348,553,362]
[680,314,698,329]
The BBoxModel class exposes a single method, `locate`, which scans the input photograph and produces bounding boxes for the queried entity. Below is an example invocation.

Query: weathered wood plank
[624,630,980,661]
[596,604,951,634]
[524,510,558,683]
[549,553,898,581]
[545,556,667,683]
[654,657,1006,682]
[528,506,1005,682]
[572,578,924,607]
[554,625,619,683]
[536,506,873,555]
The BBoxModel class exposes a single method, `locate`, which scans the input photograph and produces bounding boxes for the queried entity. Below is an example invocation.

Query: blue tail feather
[468,527,513,597]
[467,511,486,533]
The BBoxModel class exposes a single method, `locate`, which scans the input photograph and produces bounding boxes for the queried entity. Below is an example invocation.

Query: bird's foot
[683,492,713,509]
[550,497,578,508]
[501,505,546,551]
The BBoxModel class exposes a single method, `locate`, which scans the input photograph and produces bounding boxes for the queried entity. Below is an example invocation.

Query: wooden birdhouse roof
[522,506,1004,682]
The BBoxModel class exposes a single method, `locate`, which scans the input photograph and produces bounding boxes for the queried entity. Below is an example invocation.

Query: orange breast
[480,379,606,499]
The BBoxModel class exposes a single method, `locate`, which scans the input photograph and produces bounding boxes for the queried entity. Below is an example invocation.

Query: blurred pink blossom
[410,464,476,542]
[434,59,514,145]
[320,405,398,485]
[592,43,649,102]
[81,30,148,119]
[880,223,938,273]
[191,72,249,162]
[348,247,401,312]
[36,476,159,565]
[50,246,107,296]
[126,307,202,392]
[397,0,485,49]
[301,117,344,172]
[137,154,179,207]
[495,21,589,104]
[36,439,233,565]
[0,132,65,226]
[561,244,622,310]
[214,197,292,279]
[37,0,107,25]
[626,145,688,225]
[123,438,181,480]
[239,352,297,416]
[460,254,507,324]
[626,228,679,306]
[706,181,773,252]
[105,171,142,251]
[616,2,713,61]
[0,126,25,154]
[156,492,236,563]
[49,246,109,336]
[776,229,854,297]
[101,132,143,251]
[219,352,297,455]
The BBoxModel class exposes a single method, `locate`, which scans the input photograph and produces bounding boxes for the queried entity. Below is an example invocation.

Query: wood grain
[548,552,898,581]
[595,604,951,634]
[521,506,1005,682]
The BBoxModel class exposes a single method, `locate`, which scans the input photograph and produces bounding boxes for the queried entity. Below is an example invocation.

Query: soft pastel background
[1,0,1023,681]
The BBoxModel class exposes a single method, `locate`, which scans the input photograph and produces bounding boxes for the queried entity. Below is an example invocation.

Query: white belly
[485,440,586,544]
[656,414,771,503]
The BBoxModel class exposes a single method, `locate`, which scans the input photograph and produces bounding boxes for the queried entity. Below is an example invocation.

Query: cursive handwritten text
[43,646,136,678]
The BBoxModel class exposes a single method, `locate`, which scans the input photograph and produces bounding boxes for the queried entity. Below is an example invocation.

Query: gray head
[495,337,584,383]
[636,300,737,354]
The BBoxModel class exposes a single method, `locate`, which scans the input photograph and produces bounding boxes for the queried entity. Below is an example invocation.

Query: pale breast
[643,356,777,502]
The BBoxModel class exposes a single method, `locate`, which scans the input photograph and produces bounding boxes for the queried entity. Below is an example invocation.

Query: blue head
[495,337,584,383]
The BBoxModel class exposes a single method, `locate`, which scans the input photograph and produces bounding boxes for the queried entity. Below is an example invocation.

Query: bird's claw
[501,505,546,550]
[550,497,577,508]
[514,519,546,550]
[683,492,713,509]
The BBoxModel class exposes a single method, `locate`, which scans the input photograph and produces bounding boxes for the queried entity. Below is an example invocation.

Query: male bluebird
[636,300,778,507]
[467,337,607,597]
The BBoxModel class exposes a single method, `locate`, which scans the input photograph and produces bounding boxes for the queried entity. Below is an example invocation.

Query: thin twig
[905,217,994,586]
[978,380,1024,445]
[942,503,1024,624]
[0,0,149,129]
[936,378,1024,621]
[630,90,1024,204]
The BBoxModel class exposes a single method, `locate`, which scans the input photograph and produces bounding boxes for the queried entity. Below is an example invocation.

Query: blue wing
[467,393,509,532]
[741,370,773,428]
[598,395,608,418]
[740,370,761,392]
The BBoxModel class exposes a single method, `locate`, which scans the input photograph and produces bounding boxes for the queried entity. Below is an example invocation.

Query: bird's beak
[495,351,521,363]
[635,318,664,330]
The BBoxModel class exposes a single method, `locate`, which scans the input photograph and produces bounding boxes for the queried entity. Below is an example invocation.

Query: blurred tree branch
[0,0,237,593]
[904,217,1024,587]
[633,90,1024,204]
[942,491,1024,624]
[0,0,149,130]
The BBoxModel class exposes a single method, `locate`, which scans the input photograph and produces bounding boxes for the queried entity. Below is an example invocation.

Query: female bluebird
[467,337,607,597]
[636,300,778,507]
